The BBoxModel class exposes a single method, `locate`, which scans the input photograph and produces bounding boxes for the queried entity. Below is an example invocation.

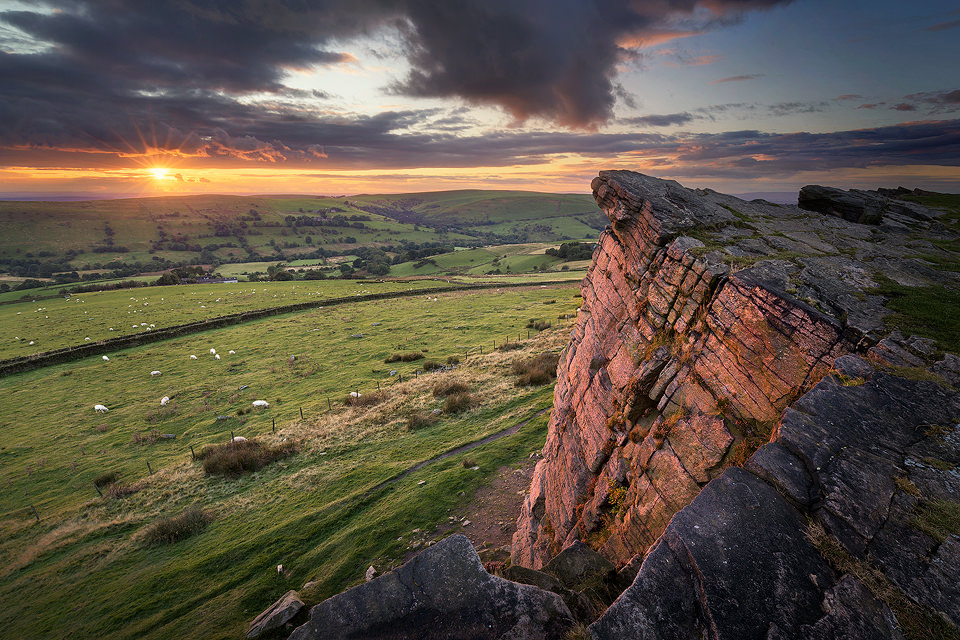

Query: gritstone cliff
[289,171,959,640]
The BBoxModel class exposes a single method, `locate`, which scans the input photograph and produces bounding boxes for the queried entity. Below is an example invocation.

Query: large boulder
[288,535,573,640]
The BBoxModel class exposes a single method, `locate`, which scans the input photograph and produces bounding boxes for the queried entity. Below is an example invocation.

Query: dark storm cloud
[0,0,793,153]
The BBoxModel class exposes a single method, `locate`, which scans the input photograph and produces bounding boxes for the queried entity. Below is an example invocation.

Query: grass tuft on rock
[444,392,479,414]
[344,391,388,408]
[385,352,424,363]
[406,411,439,430]
[914,499,960,543]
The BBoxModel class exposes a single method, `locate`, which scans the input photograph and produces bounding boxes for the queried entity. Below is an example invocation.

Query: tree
[271,270,294,281]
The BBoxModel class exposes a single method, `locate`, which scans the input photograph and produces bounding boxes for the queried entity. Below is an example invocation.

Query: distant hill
[0,190,603,282]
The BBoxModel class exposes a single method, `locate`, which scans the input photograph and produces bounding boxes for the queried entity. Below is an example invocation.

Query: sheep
[215,354,221,360]
[232,436,247,442]
[228,350,235,354]
[349,391,361,398]
[252,400,270,408]
[277,564,283,576]
[210,348,216,354]
[160,396,169,407]
[189,355,197,360]
[102,355,110,361]
[150,370,162,377]
[94,404,108,413]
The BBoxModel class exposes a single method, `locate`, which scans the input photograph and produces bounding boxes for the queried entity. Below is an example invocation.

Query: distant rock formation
[798,184,942,225]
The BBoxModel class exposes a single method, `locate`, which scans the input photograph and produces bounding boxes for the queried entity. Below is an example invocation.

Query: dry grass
[93,471,118,488]
[344,391,388,408]
[512,352,560,386]
[406,412,440,430]
[444,392,479,414]
[385,352,424,363]
[141,506,213,545]
[433,380,470,397]
[914,499,960,543]
[197,439,298,477]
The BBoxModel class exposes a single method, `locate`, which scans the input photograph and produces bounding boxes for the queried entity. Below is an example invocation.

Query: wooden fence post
[230,431,235,443]
[326,398,331,411]
[30,504,39,522]
[300,407,304,420]
[94,483,102,497]
[146,461,153,475]
[190,445,196,461]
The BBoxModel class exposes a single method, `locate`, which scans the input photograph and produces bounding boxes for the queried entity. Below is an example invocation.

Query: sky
[0,0,958,199]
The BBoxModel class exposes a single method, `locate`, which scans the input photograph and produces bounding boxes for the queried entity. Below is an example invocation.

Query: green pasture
[0,283,579,639]
[0,279,449,359]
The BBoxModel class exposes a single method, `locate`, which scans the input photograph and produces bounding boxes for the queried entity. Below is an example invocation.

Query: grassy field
[0,284,580,639]
[0,279,455,360]
[0,190,599,270]
[390,242,595,278]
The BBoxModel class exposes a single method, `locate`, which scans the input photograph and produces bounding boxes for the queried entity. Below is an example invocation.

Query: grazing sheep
[232,436,247,442]
[228,350,235,354]
[150,370,162,377]
[252,400,270,408]
[215,354,221,360]
[102,355,110,361]
[160,396,169,407]
[190,355,197,360]
[349,391,361,398]
[210,348,216,354]
[94,404,108,413]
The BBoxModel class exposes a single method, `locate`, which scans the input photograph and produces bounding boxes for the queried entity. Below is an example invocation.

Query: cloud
[923,19,960,32]
[893,103,917,111]
[0,0,792,131]
[710,74,764,84]
[622,112,695,127]
[834,94,863,101]
[902,89,960,113]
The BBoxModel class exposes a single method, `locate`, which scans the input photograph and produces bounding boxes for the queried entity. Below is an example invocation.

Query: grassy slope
[0,279,449,359]
[0,285,580,639]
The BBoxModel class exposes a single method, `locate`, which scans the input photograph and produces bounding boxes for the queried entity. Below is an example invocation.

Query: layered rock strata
[513,170,956,570]
[591,351,960,637]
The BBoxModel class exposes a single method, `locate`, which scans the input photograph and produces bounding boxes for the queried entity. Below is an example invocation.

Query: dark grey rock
[288,535,573,640]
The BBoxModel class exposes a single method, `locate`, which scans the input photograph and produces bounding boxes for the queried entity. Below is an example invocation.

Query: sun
[149,167,170,180]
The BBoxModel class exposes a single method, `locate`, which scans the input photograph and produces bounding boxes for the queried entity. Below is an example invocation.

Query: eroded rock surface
[591,353,960,638]
[512,171,958,572]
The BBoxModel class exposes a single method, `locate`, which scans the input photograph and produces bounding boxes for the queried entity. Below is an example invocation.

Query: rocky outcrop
[287,534,573,640]
[247,590,305,639]
[798,185,941,225]
[591,352,960,637]
[513,170,957,572]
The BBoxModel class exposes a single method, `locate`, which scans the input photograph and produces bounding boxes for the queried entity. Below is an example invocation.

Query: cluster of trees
[545,242,595,261]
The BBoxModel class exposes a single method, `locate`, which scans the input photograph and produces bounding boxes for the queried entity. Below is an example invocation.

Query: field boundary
[0,280,578,377]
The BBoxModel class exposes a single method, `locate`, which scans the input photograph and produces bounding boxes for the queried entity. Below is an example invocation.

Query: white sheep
[94,404,108,413]
[160,396,169,406]
[150,370,162,377]
[232,436,247,442]
[210,348,216,354]
[102,355,110,361]
[214,354,221,360]
[277,564,283,576]
[190,355,197,360]
[228,350,235,354]
[252,400,270,408]
[349,391,361,398]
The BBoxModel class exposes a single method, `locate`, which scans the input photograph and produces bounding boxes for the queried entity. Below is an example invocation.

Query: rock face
[512,170,957,576]
[591,353,960,637]
[287,534,573,640]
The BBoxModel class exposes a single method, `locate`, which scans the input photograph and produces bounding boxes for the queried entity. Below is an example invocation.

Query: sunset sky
[1,0,958,199]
